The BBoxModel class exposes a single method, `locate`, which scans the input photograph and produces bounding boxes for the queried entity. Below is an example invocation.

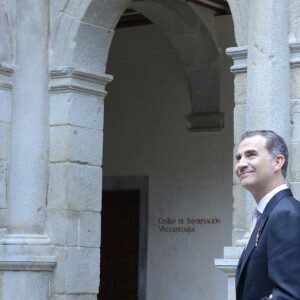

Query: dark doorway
[98,190,140,300]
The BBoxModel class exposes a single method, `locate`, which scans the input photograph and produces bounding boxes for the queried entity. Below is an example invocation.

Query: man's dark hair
[241,130,289,178]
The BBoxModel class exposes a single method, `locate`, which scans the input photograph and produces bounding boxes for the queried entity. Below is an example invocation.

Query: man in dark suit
[234,130,300,300]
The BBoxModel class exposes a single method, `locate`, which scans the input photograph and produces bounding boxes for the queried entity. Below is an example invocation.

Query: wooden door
[98,190,140,300]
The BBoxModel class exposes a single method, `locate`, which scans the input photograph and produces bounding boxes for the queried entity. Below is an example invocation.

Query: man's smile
[239,170,254,179]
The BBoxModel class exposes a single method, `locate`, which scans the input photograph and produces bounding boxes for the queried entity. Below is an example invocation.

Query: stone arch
[51,0,236,131]
[0,3,12,64]
[289,0,300,42]
[130,0,223,131]
[50,0,132,72]
[226,0,247,46]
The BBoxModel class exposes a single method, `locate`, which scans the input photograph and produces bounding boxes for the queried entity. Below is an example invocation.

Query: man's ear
[274,155,285,172]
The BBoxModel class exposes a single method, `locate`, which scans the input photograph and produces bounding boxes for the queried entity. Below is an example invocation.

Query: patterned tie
[251,207,261,233]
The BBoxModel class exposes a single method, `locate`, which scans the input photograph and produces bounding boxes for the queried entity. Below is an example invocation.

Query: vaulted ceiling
[117,0,230,28]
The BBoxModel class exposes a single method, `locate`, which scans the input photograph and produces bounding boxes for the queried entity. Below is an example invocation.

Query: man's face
[235,135,276,198]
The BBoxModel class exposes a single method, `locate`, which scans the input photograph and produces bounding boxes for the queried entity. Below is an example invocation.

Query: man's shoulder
[272,190,300,212]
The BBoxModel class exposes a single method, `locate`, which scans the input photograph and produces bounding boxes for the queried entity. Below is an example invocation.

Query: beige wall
[103,15,235,300]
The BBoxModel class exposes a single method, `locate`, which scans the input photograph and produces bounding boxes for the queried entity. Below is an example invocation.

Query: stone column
[6,0,50,237]
[0,1,56,299]
[290,43,300,200]
[0,65,12,240]
[216,1,290,299]
[246,0,290,135]
[240,0,290,247]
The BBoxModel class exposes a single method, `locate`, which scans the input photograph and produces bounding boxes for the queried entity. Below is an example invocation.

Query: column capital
[227,42,300,73]
[226,46,248,74]
[290,42,300,68]
[50,67,113,97]
[0,64,13,90]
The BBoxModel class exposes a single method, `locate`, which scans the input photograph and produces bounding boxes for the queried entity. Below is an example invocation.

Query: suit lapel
[236,189,293,292]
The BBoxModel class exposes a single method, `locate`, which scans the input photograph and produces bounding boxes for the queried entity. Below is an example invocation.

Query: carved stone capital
[226,46,248,74]
[290,42,300,68]
[50,67,113,96]
[0,64,13,90]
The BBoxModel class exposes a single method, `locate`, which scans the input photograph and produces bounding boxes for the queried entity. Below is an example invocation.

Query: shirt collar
[257,184,288,214]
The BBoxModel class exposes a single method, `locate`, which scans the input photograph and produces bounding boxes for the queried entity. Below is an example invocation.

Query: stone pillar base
[0,234,56,299]
[215,246,244,300]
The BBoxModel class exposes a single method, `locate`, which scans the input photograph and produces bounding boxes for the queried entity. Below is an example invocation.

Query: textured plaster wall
[103,15,235,300]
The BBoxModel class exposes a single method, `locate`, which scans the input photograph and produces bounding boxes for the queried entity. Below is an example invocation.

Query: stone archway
[48,0,238,298]
[131,0,223,131]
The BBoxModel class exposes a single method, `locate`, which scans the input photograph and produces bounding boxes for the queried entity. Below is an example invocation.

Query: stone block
[83,0,130,29]
[232,228,246,246]
[48,163,68,210]
[232,184,246,230]
[0,161,7,209]
[79,211,100,248]
[233,104,246,144]
[234,73,247,105]
[224,246,244,259]
[52,0,77,17]
[0,90,11,123]
[289,182,300,201]
[0,227,6,239]
[46,209,79,247]
[49,12,76,68]
[50,125,103,166]
[3,270,50,299]
[51,247,100,294]
[0,208,6,228]
[232,144,239,184]
[290,142,300,181]
[50,247,68,292]
[50,93,104,130]
[0,123,9,160]
[291,68,300,99]
[73,23,114,74]
[291,99,300,142]
[48,163,102,212]
[65,247,100,293]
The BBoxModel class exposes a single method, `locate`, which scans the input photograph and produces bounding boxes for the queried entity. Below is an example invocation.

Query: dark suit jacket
[235,189,300,300]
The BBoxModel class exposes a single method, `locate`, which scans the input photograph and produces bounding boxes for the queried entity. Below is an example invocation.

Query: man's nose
[237,156,248,169]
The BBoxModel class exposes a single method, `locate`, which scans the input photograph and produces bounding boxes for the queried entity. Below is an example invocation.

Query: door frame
[102,176,149,300]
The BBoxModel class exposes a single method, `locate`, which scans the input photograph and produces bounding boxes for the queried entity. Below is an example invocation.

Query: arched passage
[48,0,235,298]
[50,0,131,72]
[101,4,235,300]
